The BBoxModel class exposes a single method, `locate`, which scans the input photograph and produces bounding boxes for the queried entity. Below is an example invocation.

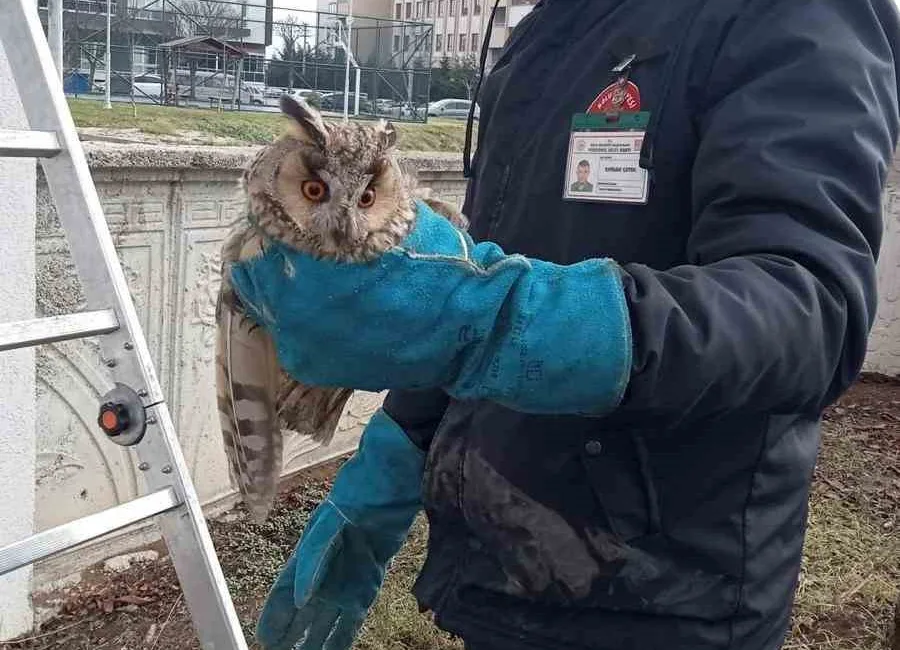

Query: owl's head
[243,95,414,260]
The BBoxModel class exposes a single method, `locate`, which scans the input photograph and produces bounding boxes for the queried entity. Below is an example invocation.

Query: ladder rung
[0,309,119,351]
[0,488,181,576]
[0,129,62,158]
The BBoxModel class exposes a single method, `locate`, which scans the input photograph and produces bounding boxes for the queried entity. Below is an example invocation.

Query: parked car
[131,72,163,98]
[427,98,479,120]
[284,88,324,106]
[374,99,419,119]
[173,71,264,105]
[318,91,374,114]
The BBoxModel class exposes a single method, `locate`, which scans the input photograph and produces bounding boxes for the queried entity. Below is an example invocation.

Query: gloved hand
[231,201,632,416]
[255,409,423,650]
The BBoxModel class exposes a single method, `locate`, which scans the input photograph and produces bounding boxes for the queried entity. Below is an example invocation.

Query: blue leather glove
[231,201,632,415]
[255,409,423,650]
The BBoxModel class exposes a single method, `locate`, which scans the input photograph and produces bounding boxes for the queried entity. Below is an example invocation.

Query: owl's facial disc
[307,170,372,247]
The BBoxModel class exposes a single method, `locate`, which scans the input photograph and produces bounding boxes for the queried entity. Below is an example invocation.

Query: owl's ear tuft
[375,119,397,150]
[280,95,328,148]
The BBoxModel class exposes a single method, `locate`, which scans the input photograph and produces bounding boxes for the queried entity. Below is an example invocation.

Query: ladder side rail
[1,5,249,648]
[4,1,158,405]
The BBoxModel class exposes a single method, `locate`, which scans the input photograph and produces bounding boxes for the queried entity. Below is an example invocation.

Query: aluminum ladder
[0,2,248,648]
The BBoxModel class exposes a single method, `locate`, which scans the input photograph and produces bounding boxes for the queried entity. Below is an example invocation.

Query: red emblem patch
[587,80,641,113]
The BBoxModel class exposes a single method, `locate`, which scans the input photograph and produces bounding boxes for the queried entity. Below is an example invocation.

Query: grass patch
[68,98,471,152]
[789,497,899,650]
[357,516,464,650]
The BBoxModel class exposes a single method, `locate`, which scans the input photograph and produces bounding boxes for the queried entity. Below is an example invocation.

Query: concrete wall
[24,142,900,602]
[0,42,38,639]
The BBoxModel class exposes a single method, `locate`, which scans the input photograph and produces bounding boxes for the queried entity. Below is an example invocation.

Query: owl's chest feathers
[244,192,416,263]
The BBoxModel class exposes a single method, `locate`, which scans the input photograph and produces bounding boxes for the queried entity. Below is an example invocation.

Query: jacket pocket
[581,430,661,543]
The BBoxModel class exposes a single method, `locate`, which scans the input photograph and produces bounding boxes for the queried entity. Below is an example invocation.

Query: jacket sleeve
[382,388,450,451]
[619,0,900,420]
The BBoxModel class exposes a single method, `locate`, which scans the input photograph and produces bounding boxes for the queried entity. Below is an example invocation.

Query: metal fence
[37,0,435,121]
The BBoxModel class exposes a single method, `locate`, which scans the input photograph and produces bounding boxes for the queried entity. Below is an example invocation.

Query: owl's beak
[314,199,364,248]
[335,211,363,243]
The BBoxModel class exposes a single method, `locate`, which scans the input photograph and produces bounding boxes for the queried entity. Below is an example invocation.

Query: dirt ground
[4,375,898,650]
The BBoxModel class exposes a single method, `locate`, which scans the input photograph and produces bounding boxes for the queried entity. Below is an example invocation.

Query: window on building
[394,34,401,50]
[449,0,455,14]
[404,34,411,49]
[435,34,442,50]
[473,1,481,13]
[471,32,479,51]
[395,3,401,18]
[447,33,454,50]
[416,1,422,17]
[405,2,412,18]
[437,0,443,15]
[494,6,506,24]
[461,0,467,14]
[427,0,433,16]
[459,33,466,51]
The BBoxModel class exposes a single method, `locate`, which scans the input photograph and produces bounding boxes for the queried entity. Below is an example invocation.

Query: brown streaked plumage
[216,96,468,522]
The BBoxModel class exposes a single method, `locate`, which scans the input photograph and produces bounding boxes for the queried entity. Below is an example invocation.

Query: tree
[276,15,305,61]
[429,55,480,100]
[455,54,481,100]
[172,0,243,39]
[267,16,345,91]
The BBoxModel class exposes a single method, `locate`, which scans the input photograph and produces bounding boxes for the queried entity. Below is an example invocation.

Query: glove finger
[255,549,302,649]
[294,504,347,607]
[323,610,366,650]
[257,504,342,648]
[295,602,342,650]
[256,592,313,650]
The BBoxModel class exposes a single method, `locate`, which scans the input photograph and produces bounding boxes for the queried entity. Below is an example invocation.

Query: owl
[215,95,467,522]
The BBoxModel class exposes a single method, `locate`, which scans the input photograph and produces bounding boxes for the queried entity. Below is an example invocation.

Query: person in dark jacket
[231,1,900,649]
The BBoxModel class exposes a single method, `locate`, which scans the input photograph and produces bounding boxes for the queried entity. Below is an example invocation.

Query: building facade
[398,0,535,69]
[316,0,535,72]
[38,0,273,85]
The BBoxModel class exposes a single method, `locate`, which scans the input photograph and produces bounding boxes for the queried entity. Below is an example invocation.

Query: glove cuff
[328,409,425,527]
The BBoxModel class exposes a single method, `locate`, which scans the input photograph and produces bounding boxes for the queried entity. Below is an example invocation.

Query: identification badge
[563,111,650,204]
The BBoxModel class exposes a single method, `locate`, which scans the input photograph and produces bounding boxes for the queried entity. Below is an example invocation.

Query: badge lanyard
[563,54,651,204]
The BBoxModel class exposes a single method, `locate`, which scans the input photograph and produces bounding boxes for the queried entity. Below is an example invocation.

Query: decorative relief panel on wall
[34,342,139,531]
[33,174,175,531]
[172,226,237,503]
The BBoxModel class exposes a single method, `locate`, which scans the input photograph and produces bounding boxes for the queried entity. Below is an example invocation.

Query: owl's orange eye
[358,187,377,208]
[301,179,328,202]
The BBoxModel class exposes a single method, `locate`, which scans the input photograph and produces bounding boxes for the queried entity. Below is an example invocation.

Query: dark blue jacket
[384,0,900,648]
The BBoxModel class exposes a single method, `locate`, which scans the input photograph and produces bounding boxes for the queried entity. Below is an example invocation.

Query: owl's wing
[413,189,470,231]
[215,225,283,523]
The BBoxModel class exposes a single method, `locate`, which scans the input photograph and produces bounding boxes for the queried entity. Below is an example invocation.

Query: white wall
[867,163,900,375]
[0,41,38,640]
